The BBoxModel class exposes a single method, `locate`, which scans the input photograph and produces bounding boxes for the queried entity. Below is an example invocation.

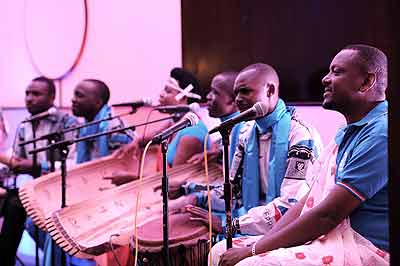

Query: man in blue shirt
[211,45,389,266]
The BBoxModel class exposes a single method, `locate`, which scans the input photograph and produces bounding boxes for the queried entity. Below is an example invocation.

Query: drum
[130,212,211,266]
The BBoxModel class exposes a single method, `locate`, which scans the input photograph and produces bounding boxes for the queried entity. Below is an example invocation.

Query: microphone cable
[109,233,122,266]
[136,108,156,177]
[109,130,154,266]
[133,139,153,266]
[203,133,213,266]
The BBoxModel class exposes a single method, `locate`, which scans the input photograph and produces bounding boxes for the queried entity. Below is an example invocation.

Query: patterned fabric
[14,108,77,165]
[8,108,78,187]
[210,141,390,266]
[201,101,322,235]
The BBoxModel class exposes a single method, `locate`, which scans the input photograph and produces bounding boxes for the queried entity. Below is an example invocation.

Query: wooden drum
[131,212,210,266]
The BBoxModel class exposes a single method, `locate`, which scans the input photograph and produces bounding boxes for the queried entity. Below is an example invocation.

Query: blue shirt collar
[335,101,388,144]
[349,101,388,127]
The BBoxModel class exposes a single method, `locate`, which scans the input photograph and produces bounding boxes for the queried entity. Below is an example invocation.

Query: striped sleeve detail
[336,181,366,202]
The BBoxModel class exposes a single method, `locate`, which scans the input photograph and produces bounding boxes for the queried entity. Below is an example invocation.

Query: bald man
[186,63,323,239]
[212,45,389,266]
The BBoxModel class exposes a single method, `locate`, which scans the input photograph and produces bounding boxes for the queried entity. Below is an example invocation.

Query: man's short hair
[240,63,280,87]
[344,44,388,92]
[32,76,56,97]
[213,71,239,101]
[83,79,110,105]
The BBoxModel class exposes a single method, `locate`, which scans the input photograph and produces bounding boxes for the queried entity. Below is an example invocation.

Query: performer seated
[0,76,77,266]
[211,44,389,266]
[163,71,242,200]
[72,79,134,163]
[43,78,134,266]
[110,67,211,185]
[183,63,323,240]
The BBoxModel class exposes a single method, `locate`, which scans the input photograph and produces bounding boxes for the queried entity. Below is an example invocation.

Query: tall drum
[131,212,211,266]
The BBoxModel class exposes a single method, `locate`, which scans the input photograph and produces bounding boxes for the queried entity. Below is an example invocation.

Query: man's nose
[322,74,330,85]
[25,93,33,102]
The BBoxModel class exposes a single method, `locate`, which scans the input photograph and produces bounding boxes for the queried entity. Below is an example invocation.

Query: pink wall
[0,1,346,148]
[0,0,182,107]
[293,105,346,146]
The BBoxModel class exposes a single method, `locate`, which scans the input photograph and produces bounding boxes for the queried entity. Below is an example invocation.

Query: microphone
[22,107,57,123]
[112,98,152,108]
[152,112,199,144]
[154,102,200,113]
[209,102,268,134]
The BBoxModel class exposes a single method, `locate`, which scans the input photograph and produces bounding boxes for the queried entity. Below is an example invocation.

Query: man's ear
[360,73,376,92]
[266,83,275,97]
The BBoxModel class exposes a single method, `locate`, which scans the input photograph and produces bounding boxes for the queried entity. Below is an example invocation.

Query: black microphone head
[112,98,152,107]
[154,105,191,113]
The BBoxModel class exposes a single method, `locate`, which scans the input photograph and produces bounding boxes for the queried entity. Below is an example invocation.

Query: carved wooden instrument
[18,153,138,230]
[45,162,222,258]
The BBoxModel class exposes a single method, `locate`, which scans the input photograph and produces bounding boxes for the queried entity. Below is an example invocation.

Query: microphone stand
[47,133,65,266]
[161,140,170,266]
[220,128,233,249]
[30,121,40,266]
[27,115,175,266]
[19,109,136,147]
[29,115,177,155]
[58,142,69,266]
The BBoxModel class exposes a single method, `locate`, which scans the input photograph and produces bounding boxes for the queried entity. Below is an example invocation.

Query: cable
[136,109,155,177]
[134,140,153,266]
[203,133,213,266]
[109,234,122,266]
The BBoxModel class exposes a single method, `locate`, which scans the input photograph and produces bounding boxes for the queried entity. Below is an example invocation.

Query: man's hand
[154,179,185,199]
[187,150,221,165]
[113,140,141,160]
[219,247,251,266]
[185,204,223,233]
[103,171,138,186]
[187,153,205,165]
[10,157,35,174]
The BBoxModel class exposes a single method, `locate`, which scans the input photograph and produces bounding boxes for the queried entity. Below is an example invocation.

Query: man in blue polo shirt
[211,44,389,266]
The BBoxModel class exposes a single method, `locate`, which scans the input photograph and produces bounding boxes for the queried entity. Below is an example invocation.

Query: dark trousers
[0,189,27,266]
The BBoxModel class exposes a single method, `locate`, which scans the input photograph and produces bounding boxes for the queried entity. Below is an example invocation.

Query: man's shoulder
[360,111,388,136]
[288,112,323,152]
[53,110,78,128]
